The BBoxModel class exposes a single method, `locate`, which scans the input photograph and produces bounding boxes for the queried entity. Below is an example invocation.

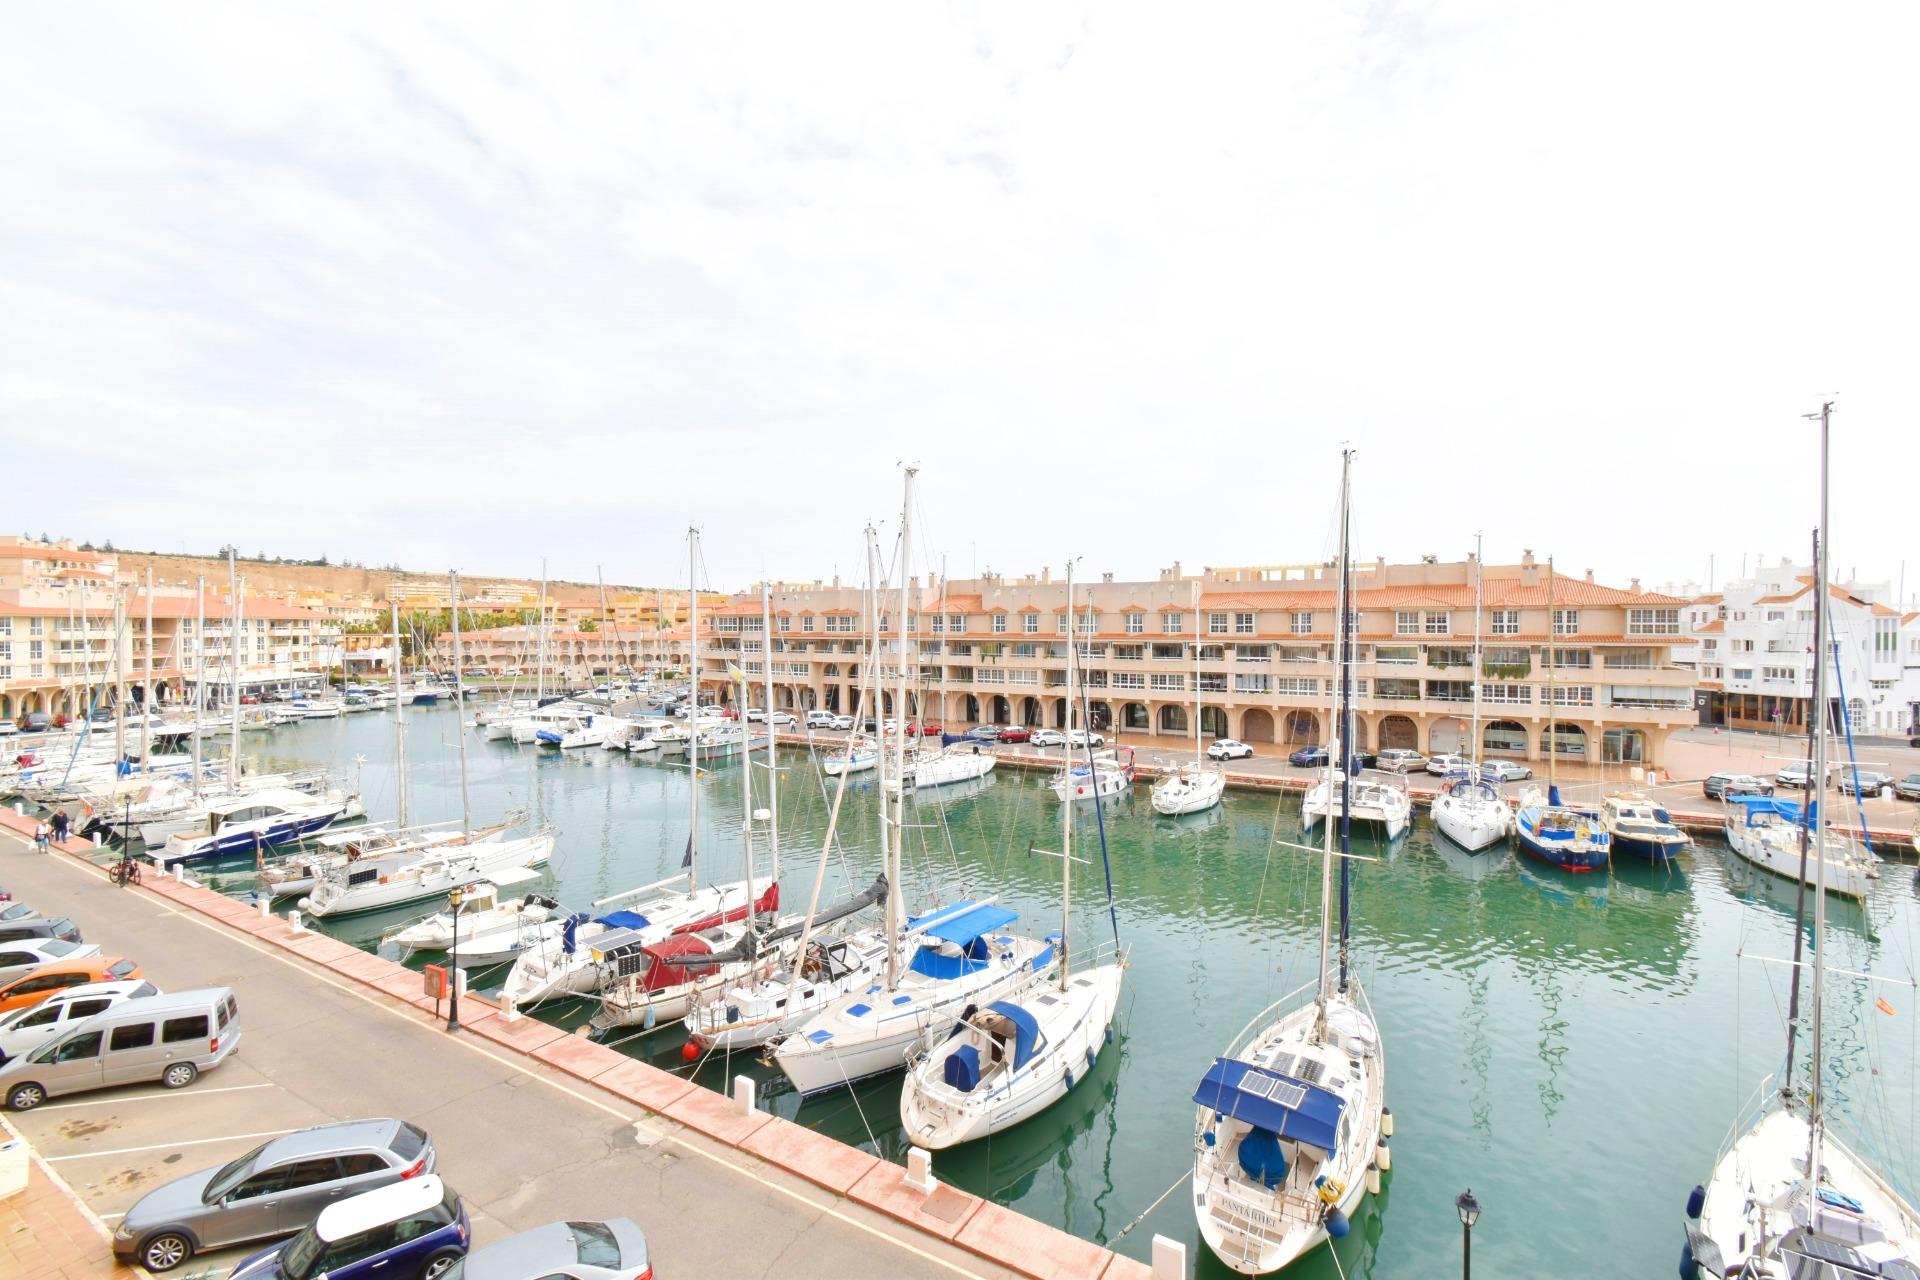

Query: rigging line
[1114,1168,1188,1238]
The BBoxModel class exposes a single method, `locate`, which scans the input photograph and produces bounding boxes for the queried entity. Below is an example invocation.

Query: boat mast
[886,470,916,991]
[535,559,548,705]
[1782,525,1820,1102]
[1190,578,1202,772]
[1315,458,1345,1012]
[449,570,472,838]
[1469,534,1484,774]
[191,576,205,798]
[688,529,702,894]
[113,583,127,767]
[761,581,778,886]
[1060,559,1076,991]
[141,567,152,768]
[1806,400,1834,1232]
[1336,449,1354,994]
[390,593,409,829]
[939,560,949,746]
[228,553,242,789]
[1546,556,1557,796]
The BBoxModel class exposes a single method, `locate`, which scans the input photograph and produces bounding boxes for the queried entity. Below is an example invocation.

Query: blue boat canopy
[597,910,651,930]
[1729,795,1817,825]
[986,1001,1041,1070]
[1193,1057,1345,1152]
[908,901,1017,946]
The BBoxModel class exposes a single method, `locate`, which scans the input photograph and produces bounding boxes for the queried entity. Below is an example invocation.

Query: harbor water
[211,705,1920,1277]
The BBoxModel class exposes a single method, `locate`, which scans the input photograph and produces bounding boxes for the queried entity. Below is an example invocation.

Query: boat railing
[1218,980,1320,1060]
[1713,1072,1780,1163]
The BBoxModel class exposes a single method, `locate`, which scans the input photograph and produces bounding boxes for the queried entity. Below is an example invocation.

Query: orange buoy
[681,1041,700,1062]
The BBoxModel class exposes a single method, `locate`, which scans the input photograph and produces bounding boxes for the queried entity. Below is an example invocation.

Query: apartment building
[694,552,1696,768]
[1676,562,1920,736]
[435,622,688,676]
[0,539,330,723]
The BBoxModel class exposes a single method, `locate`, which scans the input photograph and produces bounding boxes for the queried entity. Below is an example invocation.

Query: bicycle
[111,857,142,887]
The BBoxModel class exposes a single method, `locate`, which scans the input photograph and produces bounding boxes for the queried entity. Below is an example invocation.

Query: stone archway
[1020,696,1041,726]
[1546,723,1588,759]
[991,695,1011,724]
[1158,705,1188,734]
[1281,710,1318,746]
[1200,706,1229,739]
[1428,717,1465,754]
[1242,707,1276,743]
[1122,702,1150,731]
[962,694,981,724]
[1051,697,1069,729]
[1378,715,1418,751]
[1087,700,1113,731]
[1484,719,1527,756]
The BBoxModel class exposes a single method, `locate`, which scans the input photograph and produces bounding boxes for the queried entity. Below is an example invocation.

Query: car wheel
[6,1081,46,1110]
[141,1231,195,1272]
[161,1063,198,1090]
[421,1248,463,1279]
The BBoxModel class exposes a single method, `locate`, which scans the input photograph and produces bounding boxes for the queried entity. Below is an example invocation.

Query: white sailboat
[1686,402,1918,1277]
[385,868,558,953]
[901,559,1126,1149]
[1193,450,1388,1275]
[1048,746,1135,802]
[1432,536,1514,852]
[1154,582,1226,816]
[1302,771,1410,840]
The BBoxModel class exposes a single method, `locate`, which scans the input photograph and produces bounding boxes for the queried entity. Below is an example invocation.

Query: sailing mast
[1190,578,1203,773]
[228,554,242,790]
[534,559,548,705]
[1316,457,1349,1016]
[1546,556,1558,800]
[1336,450,1355,994]
[449,571,472,837]
[884,470,916,991]
[389,593,409,829]
[1469,535,1484,774]
[1061,560,1076,990]
[191,576,205,798]
[141,567,152,767]
[687,530,702,894]
[761,581,779,895]
[113,584,127,767]
[1805,400,1834,1234]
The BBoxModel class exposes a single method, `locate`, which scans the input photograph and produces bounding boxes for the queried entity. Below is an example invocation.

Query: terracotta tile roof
[1694,620,1726,634]
[1693,593,1724,604]
[935,594,984,611]
[1197,573,1685,611]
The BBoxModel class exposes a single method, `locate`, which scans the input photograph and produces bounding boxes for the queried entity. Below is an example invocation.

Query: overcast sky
[3,4,1915,599]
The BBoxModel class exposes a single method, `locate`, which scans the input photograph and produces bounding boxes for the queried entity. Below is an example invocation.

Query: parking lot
[0,829,1016,1280]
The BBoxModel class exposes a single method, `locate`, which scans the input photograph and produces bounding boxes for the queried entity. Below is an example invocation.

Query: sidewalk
[0,1117,138,1280]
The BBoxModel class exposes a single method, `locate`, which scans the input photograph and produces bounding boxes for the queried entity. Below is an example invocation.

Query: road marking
[48,1126,300,1162]
[4,829,995,1278]
[35,1082,277,1111]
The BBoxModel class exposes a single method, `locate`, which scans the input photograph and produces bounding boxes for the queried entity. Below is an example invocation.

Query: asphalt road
[0,831,1015,1280]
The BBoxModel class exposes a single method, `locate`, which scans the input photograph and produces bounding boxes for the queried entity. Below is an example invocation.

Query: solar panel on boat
[1267,1078,1308,1110]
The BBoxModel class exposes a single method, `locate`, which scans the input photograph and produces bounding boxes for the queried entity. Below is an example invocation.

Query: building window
[1110,671,1145,689]
[1491,609,1519,636]
[930,615,945,633]
[992,614,1007,634]
[1374,645,1418,664]
[1395,610,1420,635]
[1547,685,1594,707]
[1628,608,1680,636]
[1022,613,1039,634]
[777,616,790,632]
[1235,645,1271,663]
[948,613,963,631]
[1162,611,1184,633]
[1550,648,1591,669]
[1124,612,1144,634]
[1233,673,1272,694]
[1077,613,1095,634]
[1208,612,1229,635]
[1290,611,1312,635]
[1731,667,1753,681]
[1423,611,1450,636]
[801,616,814,632]
[1234,612,1256,635]
[1150,672,1185,691]
[1553,609,1579,636]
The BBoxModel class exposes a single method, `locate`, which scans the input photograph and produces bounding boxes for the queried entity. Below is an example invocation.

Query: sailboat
[1513,557,1611,871]
[1685,402,1918,1277]
[888,572,995,793]
[1153,581,1226,817]
[900,560,1126,1148]
[1432,536,1514,852]
[773,468,1055,1096]
[1192,451,1388,1275]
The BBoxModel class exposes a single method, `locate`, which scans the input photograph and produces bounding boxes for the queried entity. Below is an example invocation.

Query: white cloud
[2,2,1915,597]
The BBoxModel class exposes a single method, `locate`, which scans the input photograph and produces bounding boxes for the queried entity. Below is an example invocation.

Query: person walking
[33,820,50,853]
[50,809,69,844]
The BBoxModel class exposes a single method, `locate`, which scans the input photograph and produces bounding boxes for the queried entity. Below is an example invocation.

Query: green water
[221,705,1920,1278]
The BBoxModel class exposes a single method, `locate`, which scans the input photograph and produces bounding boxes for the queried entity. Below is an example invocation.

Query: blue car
[1288,746,1328,767]
[229,1175,468,1280]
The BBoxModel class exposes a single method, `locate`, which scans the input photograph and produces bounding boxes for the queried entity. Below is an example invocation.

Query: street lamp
[446,884,465,1032]
[1456,1188,1481,1279]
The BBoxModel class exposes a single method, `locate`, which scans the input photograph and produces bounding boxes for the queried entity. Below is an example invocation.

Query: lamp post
[446,885,465,1032]
[1456,1188,1481,1279]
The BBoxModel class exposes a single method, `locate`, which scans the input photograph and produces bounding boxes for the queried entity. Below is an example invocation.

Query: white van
[0,979,157,1064]
[0,986,239,1110]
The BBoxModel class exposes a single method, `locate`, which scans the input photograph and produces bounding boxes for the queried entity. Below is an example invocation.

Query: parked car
[1207,738,1254,761]
[1349,749,1379,770]
[1289,746,1328,767]
[1775,762,1834,789]
[828,714,855,731]
[1027,729,1065,747]
[0,916,83,946]
[22,712,51,732]
[1896,773,1920,801]
[0,985,232,1111]
[766,711,796,726]
[1375,748,1425,773]
[115,1118,437,1272]
[0,956,143,1014]
[743,708,766,722]
[1481,759,1534,783]
[1704,772,1773,800]
[1837,770,1895,799]
[998,726,1033,744]
[965,724,1002,742]
[0,980,156,1066]
[905,721,942,737]
[453,1218,651,1280]
[0,939,102,989]
[1066,729,1105,748]
[228,1174,468,1280]
[804,710,838,729]
[1425,753,1473,776]
[0,902,46,926]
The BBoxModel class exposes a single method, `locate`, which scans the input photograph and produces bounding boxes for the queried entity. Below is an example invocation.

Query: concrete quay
[0,812,1154,1280]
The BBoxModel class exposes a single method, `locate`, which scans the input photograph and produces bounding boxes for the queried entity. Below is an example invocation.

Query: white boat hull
[1432,793,1511,852]
[1152,768,1226,816]
[1724,818,1873,900]
[304,834,555,918]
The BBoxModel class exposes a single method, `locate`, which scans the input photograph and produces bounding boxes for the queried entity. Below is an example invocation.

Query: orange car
[0,957,143,1013]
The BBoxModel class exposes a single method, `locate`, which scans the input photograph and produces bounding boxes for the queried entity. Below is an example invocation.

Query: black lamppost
[1456,1188,1481,1279]
[446,885,465,1032]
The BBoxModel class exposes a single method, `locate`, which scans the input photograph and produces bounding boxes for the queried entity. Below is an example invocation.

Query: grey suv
[0,917,82,945]
[114,1118,437,1271]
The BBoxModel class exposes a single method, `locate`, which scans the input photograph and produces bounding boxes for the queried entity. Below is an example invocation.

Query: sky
[3,3,1916,600]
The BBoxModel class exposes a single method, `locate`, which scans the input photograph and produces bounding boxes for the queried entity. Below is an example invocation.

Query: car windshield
[203,1142,271,1201]
[280,1224,324,1280]
[0,904,32,922]
[568,1221,622,1267]
[41,939,80,958]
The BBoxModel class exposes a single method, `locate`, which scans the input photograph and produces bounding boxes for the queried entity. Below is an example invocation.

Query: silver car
[0,938,99,985]
[113,1118,437,1272]
[451,1218,652,1280]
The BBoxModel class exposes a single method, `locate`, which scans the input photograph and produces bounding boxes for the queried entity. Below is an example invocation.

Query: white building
[1675,561,1919,737]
